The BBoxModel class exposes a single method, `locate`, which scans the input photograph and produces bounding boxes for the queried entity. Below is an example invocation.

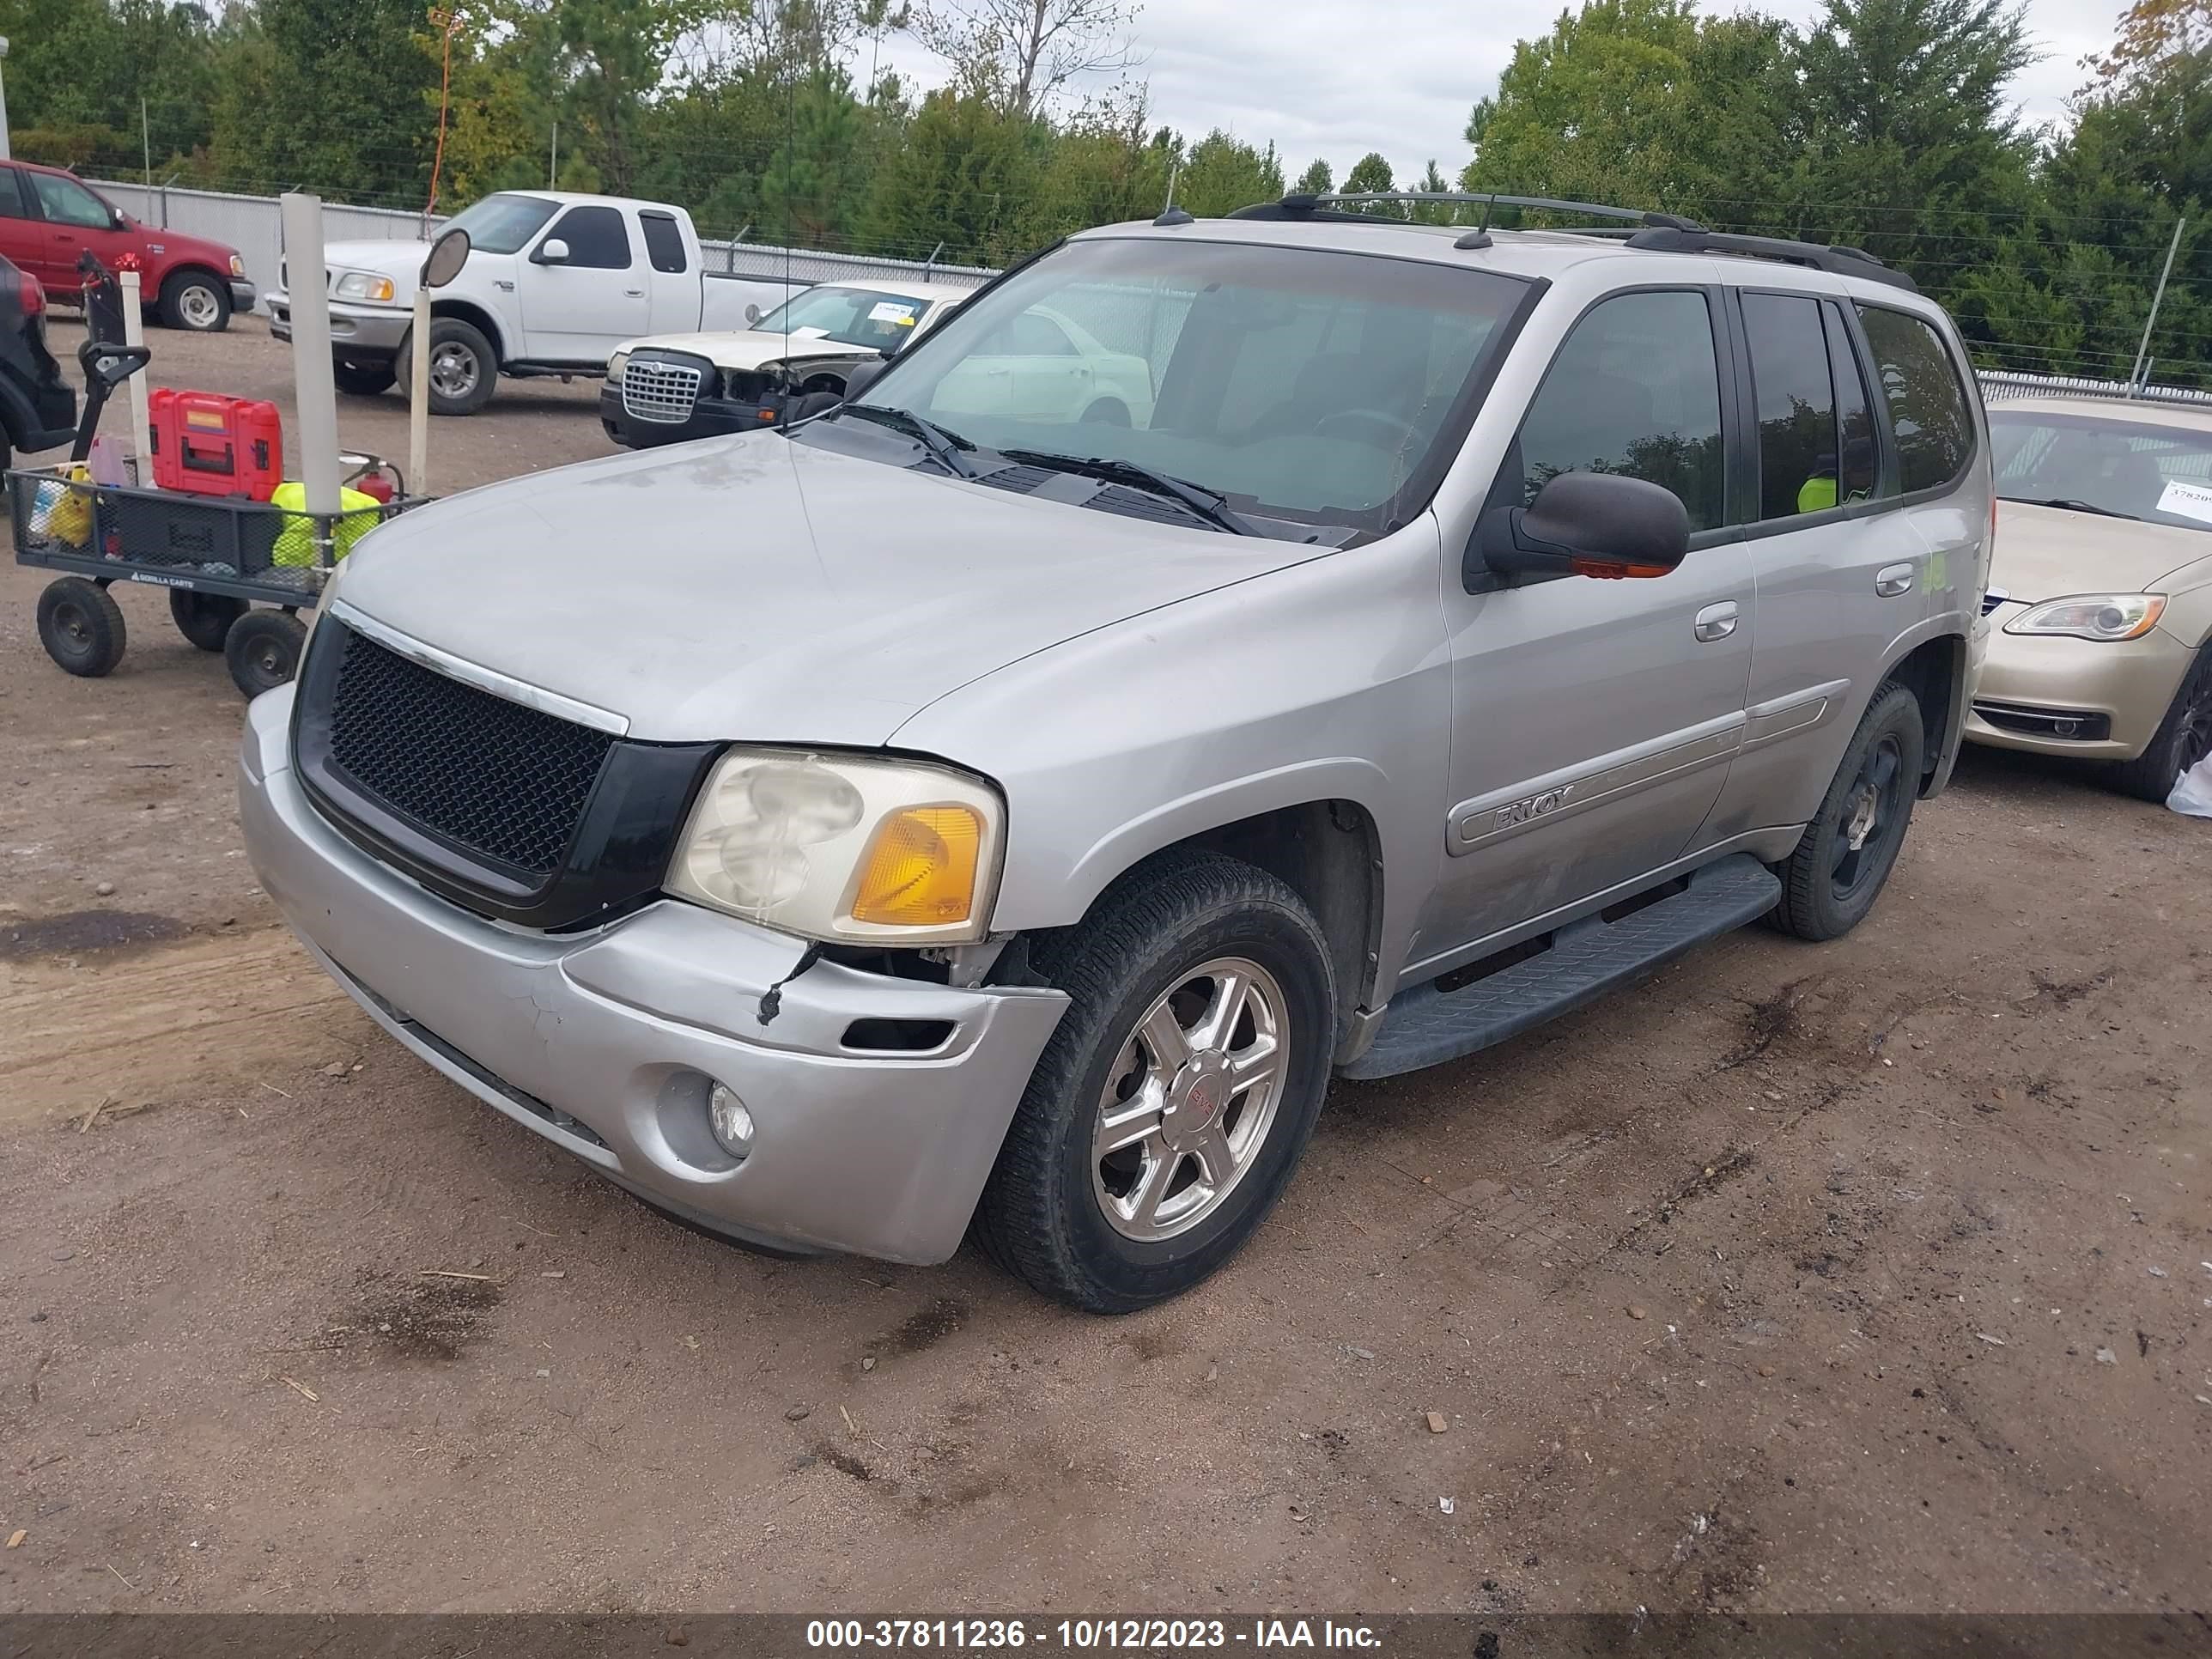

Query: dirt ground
[1,314,2208,1618]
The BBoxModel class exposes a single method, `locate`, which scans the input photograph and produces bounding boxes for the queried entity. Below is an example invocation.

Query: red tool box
[148,389,283,500]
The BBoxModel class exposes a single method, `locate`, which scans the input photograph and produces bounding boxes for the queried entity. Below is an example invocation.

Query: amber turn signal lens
[850,805,984,927]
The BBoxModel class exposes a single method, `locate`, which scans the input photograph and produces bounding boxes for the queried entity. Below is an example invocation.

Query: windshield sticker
[2157,478,2212,524]
[868,301,917,324]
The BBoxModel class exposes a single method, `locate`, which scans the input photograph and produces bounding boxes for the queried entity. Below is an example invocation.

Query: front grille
[623,359,704,423]
[325,627,614,877]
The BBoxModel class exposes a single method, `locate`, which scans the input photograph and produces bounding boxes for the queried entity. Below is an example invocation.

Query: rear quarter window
[1855,304,1975,495]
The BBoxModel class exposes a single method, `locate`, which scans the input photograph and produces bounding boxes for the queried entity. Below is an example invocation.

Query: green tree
[1292,157,1333,196]
[1172,130,1283,216]
[1409,158,1456,222]
[1340,149,1402,214]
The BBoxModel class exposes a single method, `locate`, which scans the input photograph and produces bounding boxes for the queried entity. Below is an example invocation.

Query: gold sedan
[1968,392,2212,799]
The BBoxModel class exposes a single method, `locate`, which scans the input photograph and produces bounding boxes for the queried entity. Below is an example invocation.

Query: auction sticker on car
[2157,478,2212,524]
[869,301,918,325]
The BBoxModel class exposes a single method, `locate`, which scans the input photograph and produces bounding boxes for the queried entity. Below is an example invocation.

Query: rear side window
[1855,304,1974,494]
[1826,301,1881,501]
[1514,289,1726,532]
[0,168,29,219]
[546,205,629,270]
[639,212,686,275]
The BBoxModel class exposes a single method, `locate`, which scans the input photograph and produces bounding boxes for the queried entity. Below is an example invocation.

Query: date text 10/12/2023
[805,1620,1383,1650]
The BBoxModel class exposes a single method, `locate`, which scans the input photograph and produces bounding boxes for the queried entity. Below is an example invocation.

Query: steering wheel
[1314,406,1419,450]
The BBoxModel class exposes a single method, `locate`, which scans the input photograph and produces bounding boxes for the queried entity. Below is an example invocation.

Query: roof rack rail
[1623,225,1918,292]
[1229,191,1705,234]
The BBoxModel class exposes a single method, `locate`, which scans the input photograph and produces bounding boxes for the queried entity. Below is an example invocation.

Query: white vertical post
[118,269,154,487]
[279,192,342,529]
[409,285,430,497]
[0,39,12,162]
[2130,215,2185,394]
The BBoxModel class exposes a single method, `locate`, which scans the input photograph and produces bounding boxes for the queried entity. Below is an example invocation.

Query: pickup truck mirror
[744,302,763,325]
[535,238,570,265]
[1471,471,1690,586]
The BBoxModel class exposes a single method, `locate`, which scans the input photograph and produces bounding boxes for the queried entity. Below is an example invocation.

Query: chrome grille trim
[622,359,705,424]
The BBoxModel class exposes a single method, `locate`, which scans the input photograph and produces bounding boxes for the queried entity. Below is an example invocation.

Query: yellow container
[269,482,383,568]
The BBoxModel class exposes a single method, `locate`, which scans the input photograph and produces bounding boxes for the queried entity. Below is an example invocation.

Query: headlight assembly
[2004,593,2166,642]
[667,749,1004,944]
[334,271,397,304]
[607,349,630,380]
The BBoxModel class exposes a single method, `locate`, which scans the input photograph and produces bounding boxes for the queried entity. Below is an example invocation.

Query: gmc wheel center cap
[1161,1049,1232,1150]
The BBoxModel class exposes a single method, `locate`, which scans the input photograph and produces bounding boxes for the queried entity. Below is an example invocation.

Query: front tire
[36,578,127,677]
[2108,643,2212,802]
[398,318,497,416]
[223,610,308,698]
[333,360,398,398]
[975,851,1336,1313]
[1770,682,1923,941]
[160,270,231,332]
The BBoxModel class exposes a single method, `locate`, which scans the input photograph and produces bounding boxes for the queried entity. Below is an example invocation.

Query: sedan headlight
[668,749,1004,943]
[228,252,246,278]
[607,349,630,380]
[2004,593,2166,642]
[334,271,397,304]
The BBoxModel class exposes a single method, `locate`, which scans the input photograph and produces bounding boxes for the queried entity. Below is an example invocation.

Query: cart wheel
[224,610,308,699]
[36,578,128,678]
[170,590,249,653]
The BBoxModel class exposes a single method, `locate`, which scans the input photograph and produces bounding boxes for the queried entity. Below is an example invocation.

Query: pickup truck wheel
[976,851,1335,1313]
[223,610,308,698]
[1769,682,1923,941]
[399,319,496,416]
[160,270,231,332]
[333,360,398,397]
[2107,643,2212,802]
[37,578,128,677]
[169,589,248,652]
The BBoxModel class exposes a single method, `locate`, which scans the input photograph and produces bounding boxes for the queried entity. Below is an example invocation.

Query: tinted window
[1516,290,1725,531]
[1990,411,2212,532]
[1856,304,1972,494]
[753,286,936,349]
[547,205,629,270]
[0,168,29,219]
[31,172,112,230]
[639,211,686,274]
[1742,293,1840,520]
[1826,301,1881,501]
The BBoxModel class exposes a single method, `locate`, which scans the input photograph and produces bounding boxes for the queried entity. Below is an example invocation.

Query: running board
[1343,854,1781,1081]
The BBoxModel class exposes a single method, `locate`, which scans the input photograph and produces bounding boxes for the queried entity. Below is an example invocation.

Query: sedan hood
[629,329,875,372]
[1993,500,2212,600]
[336,434,1325,745]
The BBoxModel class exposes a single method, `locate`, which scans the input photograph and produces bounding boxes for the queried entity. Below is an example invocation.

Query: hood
[137,223,240,266]
[1992,500,2212,601]
[629,329,875,372]
[336,433,1325,746]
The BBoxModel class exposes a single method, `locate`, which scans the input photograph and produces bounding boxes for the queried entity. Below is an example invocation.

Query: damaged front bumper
[237,685,1068,1264]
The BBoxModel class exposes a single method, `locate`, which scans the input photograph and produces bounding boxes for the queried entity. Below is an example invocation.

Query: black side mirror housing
[842,356,892,402]
[1469,471,1691,587]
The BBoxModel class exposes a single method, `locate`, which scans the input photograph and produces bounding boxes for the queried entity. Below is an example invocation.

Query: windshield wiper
[998,448,1263,537]
[2000,495,2140,520]
[837,404,978,477]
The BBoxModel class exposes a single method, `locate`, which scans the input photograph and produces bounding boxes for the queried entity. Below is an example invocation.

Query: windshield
[754,287,939,349]
[844,236,1529,533]
[1991,410,2212,532]
[441,193,561,256]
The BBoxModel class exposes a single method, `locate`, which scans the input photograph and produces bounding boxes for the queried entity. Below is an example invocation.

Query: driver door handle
[1693,601,1740,642]
[1875,562,1916,598]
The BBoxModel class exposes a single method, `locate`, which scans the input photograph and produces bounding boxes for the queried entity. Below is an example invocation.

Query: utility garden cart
[9,336,416,697]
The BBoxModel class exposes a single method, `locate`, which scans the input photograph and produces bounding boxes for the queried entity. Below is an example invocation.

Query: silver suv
[239,194,1992,1311]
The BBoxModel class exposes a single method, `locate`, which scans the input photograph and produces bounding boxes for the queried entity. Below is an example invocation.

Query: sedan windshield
[442,193,561,256]
[754,287,938,349]
[1991,409,2212,532]
[842,236,1529,534]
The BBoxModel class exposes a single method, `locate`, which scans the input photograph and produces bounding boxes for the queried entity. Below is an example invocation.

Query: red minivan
[0,160,253,333]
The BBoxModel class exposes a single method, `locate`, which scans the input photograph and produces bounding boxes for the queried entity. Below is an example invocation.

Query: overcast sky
[882,0,2118,183]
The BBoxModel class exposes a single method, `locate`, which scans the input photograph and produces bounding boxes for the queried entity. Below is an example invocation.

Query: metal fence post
[2130,215,2185,392]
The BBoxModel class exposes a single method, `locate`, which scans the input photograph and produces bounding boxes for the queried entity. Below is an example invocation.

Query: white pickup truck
[265,191,795,416]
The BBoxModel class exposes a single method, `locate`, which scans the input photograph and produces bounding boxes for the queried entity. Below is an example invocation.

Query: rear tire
[975,851,1336,1313]
[1769,682,1923,941]
[159,270,231,332]
[223,610,308,699]
[2108,643,2212,802]
[333,360,398,398]
[37,577,128,677]
[170,589,248,652]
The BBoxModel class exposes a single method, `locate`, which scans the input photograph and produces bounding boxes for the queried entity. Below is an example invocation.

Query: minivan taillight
[19,271,43,318]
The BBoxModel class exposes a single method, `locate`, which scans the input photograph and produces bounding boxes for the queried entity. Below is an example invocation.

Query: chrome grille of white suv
[622,359,704,423]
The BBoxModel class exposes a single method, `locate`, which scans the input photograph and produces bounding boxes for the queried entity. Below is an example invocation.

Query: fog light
[708,1083,754,1159]
[2051,717,2081,738]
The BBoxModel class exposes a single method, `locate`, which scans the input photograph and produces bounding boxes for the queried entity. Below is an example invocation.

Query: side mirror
[744,302,763,325]
[421,225,471,289]
[842,356,892,401]
[536,237,570,264]
[1471,471,1690,586]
